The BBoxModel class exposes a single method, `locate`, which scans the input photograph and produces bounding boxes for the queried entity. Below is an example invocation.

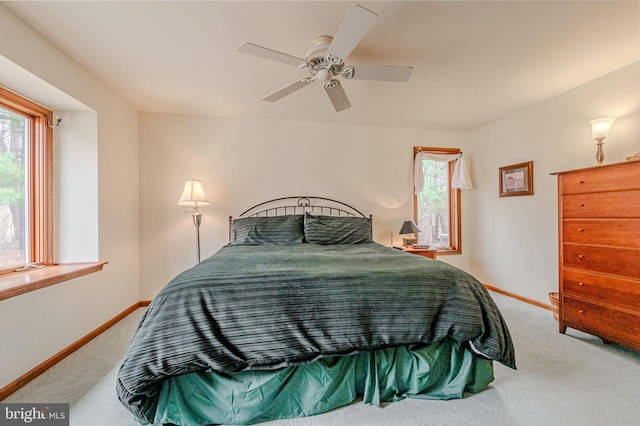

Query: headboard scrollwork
[239,196,366,218]
[228,196,371,241]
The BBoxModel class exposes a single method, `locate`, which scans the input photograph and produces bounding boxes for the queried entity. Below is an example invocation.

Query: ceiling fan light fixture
[317,68,332,82]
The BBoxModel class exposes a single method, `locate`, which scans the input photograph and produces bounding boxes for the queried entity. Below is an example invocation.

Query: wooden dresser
[554,160,640,351]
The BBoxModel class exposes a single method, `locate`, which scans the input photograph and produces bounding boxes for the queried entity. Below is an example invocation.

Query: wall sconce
[590,117,615,165]
[178,179,210,263]
[399,220,420,246]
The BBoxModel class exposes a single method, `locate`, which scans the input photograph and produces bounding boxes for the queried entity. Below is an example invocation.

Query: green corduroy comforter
[116,243,516,424]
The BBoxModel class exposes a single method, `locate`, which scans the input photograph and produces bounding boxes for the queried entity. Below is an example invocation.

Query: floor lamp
[178,179,210,263]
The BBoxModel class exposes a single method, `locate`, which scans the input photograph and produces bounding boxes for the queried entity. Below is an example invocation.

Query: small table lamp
[178,179,210,263]
[399,220,420,246]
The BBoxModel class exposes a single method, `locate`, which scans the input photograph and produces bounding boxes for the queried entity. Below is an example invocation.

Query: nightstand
[402,247,437,259]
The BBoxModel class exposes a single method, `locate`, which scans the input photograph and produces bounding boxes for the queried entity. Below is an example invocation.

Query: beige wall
[467,62,640,303]
[138,115,471,298]
[0,5,140,390]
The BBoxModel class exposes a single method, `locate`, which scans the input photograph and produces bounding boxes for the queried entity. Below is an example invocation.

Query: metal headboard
[228,196,371,241]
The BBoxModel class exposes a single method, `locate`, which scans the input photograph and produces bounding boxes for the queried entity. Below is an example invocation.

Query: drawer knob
[578,282,585,286]
[578,228,585,232]
[578,203,585,207]
[578,310,585,314]
[579,180,585,184]
[577,254,585,262]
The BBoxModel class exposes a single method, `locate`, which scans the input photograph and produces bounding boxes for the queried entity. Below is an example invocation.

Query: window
[0,87,53,275]
[413,146,461,254]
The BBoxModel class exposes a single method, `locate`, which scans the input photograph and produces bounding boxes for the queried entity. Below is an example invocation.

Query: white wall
[467,62,640,304]
[54,110,99,262]
[139,114,470,298]
[0,5,140,390]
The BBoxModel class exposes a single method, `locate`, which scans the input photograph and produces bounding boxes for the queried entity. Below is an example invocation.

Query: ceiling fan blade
[349,64,414,82]
[237,42,306,67]
[324,80,351,112]
[262,79,312,102]
[325,5,378,61]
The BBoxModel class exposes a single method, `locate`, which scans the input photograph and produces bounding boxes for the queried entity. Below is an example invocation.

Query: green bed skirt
[152,339,494,425]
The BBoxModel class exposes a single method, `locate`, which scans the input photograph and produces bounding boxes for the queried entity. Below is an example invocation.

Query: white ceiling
[4,1,639,131]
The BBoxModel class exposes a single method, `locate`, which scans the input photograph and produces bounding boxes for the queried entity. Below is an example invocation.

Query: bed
[117,196,516,425]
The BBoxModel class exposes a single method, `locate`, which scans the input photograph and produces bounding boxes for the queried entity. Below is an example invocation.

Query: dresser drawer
[562,269,640,312]
[561,162,640,194]
[562,297,640,349]
[562,190,640,219]
[562,219,640,248]
[563,244,640,280]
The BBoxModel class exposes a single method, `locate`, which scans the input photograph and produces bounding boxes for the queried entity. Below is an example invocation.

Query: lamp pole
[192,208,202,263]
[595,137,605,165]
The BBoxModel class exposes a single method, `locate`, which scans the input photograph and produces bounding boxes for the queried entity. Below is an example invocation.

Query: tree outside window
[0,106,28,268]
[414,147,461,254]
[0,87,53,275]
[416,159,450,248]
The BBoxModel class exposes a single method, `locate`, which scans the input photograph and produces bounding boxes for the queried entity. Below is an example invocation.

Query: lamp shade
[399,220,420,235]
[178,179,210,207]
[590,118,615,139]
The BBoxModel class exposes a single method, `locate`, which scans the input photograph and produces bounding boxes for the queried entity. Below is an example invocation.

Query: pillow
[230,215,305,245]
[304,213,372,245]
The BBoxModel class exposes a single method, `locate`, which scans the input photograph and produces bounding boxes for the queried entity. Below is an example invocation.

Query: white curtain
[414,151,474,194]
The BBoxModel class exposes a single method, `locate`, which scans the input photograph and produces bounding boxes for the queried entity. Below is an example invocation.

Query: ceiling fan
[237,4,413,112]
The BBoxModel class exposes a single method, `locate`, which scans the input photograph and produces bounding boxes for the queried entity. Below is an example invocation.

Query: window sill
[0,262,108,302]
[436,249,461,255]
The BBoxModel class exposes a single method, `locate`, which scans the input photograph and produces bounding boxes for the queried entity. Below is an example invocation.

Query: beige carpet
[5,292,640,425]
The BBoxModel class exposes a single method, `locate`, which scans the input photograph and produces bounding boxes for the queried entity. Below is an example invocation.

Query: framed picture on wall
[499,161,533,197]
